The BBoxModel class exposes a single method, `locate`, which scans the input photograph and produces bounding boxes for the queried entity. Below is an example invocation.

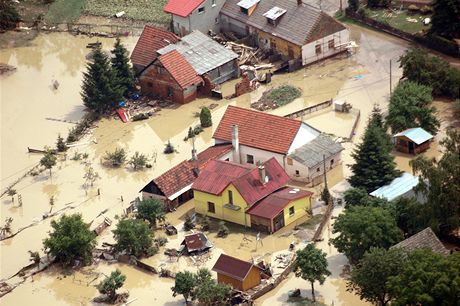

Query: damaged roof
[158,31,238,75]
[192,157,290,206]
[391,227,449,256]
[212,254,260,281]
[182,232,213,253]
[130,25,180,68]
[289,134,343,168]
[221,0,346,46]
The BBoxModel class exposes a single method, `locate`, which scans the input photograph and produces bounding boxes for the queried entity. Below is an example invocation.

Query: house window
[198,7,205,13]
[295,170,300,176]
[289,206,295,216]
[208,202,215,213]
[287,158,293,166]
[228,190,233,204]
[317,167,320,172]
[212,0,216,7]
[315,44,322,55]
[328,39,335,49]
[246,154,254,164]
[147,82,153,88]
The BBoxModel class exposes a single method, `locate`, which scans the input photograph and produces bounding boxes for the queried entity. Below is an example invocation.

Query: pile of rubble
[0,63,16,76]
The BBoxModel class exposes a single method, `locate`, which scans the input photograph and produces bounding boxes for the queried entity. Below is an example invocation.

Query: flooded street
[0,23,450,305]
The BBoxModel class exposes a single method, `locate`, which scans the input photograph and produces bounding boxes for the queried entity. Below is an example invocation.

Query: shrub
[104,148,127,167]
[420,5,432,14]
[183,214,195,231]
[129,151,149,170]
[200,216,211,231]
[164,141,174,154]
[266,85,301,107]
[407,4,419,12]
[200,107,212,128]
[154,236,168,247]
[217,221,229,238]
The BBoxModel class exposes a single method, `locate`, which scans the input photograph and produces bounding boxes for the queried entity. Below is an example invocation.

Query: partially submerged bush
[104,148,127,167]
[217,221,229,238]
[164,141,174,154]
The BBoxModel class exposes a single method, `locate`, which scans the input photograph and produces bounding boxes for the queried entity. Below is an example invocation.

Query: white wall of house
[172,0,226,36]
[288,123,320,153]
[301,29,349,66]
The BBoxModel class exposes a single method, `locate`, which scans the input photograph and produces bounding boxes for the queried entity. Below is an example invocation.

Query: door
[273,212,285,232]
[408,141,414,154]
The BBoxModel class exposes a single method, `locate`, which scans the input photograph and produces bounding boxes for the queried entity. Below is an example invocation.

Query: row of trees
[81,39,135,114]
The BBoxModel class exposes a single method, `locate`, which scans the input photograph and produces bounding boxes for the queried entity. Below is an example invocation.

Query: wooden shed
[212,254,261,291]
[394,127,433,155]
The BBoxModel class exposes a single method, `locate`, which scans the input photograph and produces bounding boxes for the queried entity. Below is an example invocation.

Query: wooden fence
[284,100,333,119]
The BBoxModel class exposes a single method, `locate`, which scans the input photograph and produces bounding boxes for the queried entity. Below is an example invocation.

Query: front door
[408,141,415,154]
[273,212,285,232]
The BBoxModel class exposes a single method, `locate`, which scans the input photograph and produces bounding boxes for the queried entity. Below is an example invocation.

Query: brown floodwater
[1,24,446,306]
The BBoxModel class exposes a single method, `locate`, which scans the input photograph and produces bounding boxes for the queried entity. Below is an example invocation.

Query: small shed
[212,254,261,291]
[394,127,433,155]
[370,172,421,202]
[181,232,213,254]
[391,227,449,256]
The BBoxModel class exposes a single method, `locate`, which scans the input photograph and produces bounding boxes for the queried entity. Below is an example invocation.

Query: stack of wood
[225,42,265,66]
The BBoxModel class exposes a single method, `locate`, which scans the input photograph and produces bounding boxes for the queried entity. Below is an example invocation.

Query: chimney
[232,124,240,163]
[258,162,267,185]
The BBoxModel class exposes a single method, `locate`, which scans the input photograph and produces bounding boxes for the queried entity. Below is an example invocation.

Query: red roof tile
[164,0,205,17]
[196,143,233,168]
[131,25,180,68]
[213,106,302,154]
[192,158,290,206]
[212,254,260,281]
[247,187,313,219]
[158,50,203,89]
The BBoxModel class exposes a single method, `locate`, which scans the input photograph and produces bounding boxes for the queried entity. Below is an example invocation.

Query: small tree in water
[200,107,212,128]
[97,269,127,303]
[81,45,123,114]
[164,140,174,154]
[111,38,135,96]
[103,148,127,167]
[293,244,331,302]
[40,148,57,178]
[136,198,165,228]
[217,221,229,238]
[183,214,195,231]
[56,134,67,152]
[83,166,101,187]
[171,271,195,303]
[6,187,16,203]
[129,151,149,170]
[113,218,156,257]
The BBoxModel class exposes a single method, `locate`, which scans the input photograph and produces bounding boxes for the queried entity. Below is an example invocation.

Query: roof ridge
[227,105,301,125]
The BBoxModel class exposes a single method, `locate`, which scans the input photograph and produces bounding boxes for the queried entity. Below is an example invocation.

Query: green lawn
[44,0,85,23]
[366,8,430,34]
[298,214,323,230]
[84,0,171,25]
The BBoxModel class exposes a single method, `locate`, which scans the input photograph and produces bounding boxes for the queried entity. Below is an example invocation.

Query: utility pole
[340,0,343,12]
[322,154,328,191]
[389,59,392,96]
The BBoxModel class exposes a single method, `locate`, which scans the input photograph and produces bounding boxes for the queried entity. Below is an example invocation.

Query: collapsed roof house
[180,232,213,254]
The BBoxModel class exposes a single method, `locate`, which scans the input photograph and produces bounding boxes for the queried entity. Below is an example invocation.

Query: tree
[344,188,387,208]
[389,197,429,236]
[129,151,148,170]
[183,214,195,231]
[103,148,127,167]
[430,0,460,39]
[410,129,460,233]
[164,140,175,154]
[387,81,439,135]
[348,248,405,306]
[136,199,165,228]
[40,149,57,178]
[348,0,359,11]
[320,185,331,204]
[367,0,390,8]
[194,268,231,305]
[171,271,195,303]
[43,214,96,266]
[399,48,460,98]
[56,134,67,152]
[81,45,123,114]
[388,249,460,306]
[217,221,229,238]
[331,206,403,263]
[112,218,155,257]
[200,215,211,231]
[28,250,41,265]
[83,166,100,187]
[97,269,127,303]
[200,107,212,128]
[348,112,400,193]
[6,187,16,203]
[293,244,331,302]
[0,0,20,30]
[111,38,135,96]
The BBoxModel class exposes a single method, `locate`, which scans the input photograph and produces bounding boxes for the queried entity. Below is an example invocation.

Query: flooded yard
[0,23,452,305]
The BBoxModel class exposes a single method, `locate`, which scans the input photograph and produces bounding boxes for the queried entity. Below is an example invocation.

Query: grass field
[44,0,85,23]
[362,8,430,34]
[84,0,170,25]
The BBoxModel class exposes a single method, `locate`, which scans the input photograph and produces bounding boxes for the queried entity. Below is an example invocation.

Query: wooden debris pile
[226,42,266,66]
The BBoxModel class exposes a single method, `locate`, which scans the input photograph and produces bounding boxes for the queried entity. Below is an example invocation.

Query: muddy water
[0,25,417,306]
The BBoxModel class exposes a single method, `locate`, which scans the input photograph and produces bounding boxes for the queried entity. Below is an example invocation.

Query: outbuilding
[212,254,261,291]
[393,127,433,155]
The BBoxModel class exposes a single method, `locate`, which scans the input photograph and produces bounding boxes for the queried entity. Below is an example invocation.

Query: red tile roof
[212,254,260,281]
[158,50,203,89]
[164,0,205,17]
[213,106,302,154]
[192,158,290,206]
[247,187,313,220]
[130,25,180,68]
[142,144,233,200]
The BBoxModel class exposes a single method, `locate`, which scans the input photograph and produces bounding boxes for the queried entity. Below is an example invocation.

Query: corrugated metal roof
[394,127,433,145]
[157,31,238,75]
[289,134,343,168]
[370,172,420,201]
[391,227,449,255]
[237,0,260,9]
[263,6,287,20]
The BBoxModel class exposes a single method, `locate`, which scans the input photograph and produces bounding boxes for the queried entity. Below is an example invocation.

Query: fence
[284,100,333,119]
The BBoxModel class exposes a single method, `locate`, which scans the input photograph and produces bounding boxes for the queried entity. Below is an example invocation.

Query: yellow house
[192,157,312,233]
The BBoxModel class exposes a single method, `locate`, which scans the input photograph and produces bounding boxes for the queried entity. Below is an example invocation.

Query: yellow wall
[255,29,302,59]
[194,184,251,226]
[283,196,311,227]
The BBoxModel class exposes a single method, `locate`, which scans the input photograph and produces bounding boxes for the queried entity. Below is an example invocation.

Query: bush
[154,236,168,247]
[200,216,211,231]
[217,221,229,238]
[407,4,419,12]
[266,85,301,107]
[129,151,149,170]
[200,107,212,128]
[104,148,127,167]
[420,5,433,14]
[97,269,126,303]
[56,134,67,152]
[183,214,195,231]
[163,141,174,154]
